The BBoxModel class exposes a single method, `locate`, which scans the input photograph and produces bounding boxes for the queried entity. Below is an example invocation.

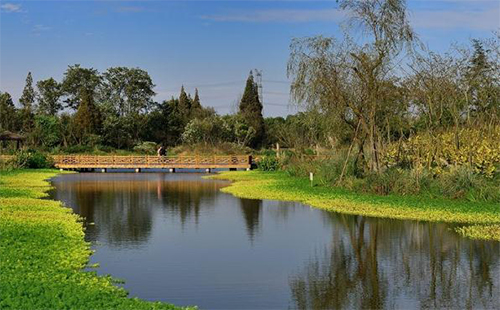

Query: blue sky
[1,0,499,116]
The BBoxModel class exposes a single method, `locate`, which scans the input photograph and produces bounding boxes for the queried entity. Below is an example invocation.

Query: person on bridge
[157,146,167,157]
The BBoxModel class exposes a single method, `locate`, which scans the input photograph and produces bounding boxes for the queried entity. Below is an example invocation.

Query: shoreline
[0,169,193,310]
[208,171,500,241]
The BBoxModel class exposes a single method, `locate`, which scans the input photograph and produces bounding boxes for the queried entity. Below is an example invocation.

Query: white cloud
[1,3,22,13]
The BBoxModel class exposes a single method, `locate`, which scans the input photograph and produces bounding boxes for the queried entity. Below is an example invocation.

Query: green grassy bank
[210,171,500,241]
[0,169,194,310]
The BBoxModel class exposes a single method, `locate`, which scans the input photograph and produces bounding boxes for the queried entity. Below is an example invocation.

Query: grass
[0,169,195,310]
[209,171,500,241]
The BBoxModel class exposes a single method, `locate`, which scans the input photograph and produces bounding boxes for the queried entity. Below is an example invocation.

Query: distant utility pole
[254,69,263,104]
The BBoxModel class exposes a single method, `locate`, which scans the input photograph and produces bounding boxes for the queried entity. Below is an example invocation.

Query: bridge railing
[51,155,252,169]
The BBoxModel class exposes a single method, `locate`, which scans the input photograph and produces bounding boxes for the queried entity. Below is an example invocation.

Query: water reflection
[290,215,500,309]
[52,173,226,246]
[239,199,262,242]
[49,173,500,309]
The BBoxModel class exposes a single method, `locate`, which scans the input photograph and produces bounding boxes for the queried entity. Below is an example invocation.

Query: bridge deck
[51,155,252,170]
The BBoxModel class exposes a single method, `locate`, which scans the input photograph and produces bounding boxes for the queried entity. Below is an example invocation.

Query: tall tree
[239,71,265,147]
[100,67,156,116]
[19,72,36,111]
[61,64,101,110]
[0,92,16,131]
[178,86,191,117]
[288,0,416,172]
[19,72,36,132]
[37,78,62,115]
[73,88,102,144]
[190,88,203,118]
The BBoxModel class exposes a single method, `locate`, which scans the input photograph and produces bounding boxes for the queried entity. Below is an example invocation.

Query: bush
[284,152,356,186]
[14,151,53,169]
[171,142,252,155]
[382,126,500,177]
[437,167,500,202]
[257,155,280,171]
[62,145,94,154]
[133,141,158,155]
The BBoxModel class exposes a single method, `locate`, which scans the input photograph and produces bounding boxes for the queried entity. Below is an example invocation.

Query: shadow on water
[49,173,500,309]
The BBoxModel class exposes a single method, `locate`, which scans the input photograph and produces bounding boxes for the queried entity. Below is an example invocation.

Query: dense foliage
[0,170,193,309]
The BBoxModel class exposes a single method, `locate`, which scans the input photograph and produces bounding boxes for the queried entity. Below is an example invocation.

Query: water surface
[50,173,500,309]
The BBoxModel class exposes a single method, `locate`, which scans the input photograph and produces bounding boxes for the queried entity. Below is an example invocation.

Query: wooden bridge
[51,155,252,172]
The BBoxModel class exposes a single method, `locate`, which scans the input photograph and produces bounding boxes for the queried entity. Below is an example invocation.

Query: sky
[0,0,499,117]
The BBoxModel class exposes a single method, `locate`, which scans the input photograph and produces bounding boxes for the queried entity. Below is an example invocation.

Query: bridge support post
[135,168,141,173]
[246,168,251,171]
[169,168,176,173]
[205,168,211,173]
[59,168,64,172]
[101,168,106,173]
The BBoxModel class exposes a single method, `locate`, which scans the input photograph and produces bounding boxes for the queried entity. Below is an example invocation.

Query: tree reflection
[159,180,220,227]
[53,175,224,247]
[239,198,262,242]
[290,213,500,309]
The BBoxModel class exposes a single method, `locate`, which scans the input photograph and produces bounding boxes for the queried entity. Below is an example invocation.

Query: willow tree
[288,0,416,172]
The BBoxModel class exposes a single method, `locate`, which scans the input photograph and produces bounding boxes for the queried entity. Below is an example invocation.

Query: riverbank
[0,169,193,310]
[209,171,500,241]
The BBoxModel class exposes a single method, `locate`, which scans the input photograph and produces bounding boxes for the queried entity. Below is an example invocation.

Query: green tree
[19,72,36,111]
[181,115,230,145]
[190,88,203,118]
[239,72,265,147]
[466,39,500,122]
[61,64,101,110]
[100,67,156,116]
[178,86,191,121]
[37,78,62,115]
[33,114,62,148]
[0,92,17,131]
[288,0,416,172]
[19,72,36,133]
[73,89,102,144]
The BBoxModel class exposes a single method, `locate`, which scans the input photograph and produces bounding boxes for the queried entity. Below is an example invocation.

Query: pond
[49,172,500,309]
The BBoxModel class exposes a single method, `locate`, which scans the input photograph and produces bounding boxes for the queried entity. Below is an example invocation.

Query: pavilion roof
[0,131,25,141]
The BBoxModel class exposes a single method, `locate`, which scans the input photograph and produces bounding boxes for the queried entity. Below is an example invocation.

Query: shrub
[382,126,500,177]
[437,167,500,202]
[63,145,94,154]
[257,155,280,171]
[133,141,158,155]
[14,151,53,169]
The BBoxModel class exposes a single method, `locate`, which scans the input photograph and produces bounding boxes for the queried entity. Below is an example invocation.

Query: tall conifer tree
[239,71,265,147]
[190,88,203,118]
[19,72,36,132]
[178,86,191,114]
[20,72,36,110]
